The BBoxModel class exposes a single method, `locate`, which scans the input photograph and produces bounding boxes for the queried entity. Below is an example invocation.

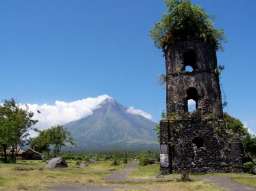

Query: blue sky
[0,0,255,133]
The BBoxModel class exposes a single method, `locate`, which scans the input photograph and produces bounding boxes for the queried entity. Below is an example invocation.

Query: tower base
[160,118,244,174]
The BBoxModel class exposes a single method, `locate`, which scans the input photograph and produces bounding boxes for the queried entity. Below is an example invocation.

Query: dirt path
[49,161,139,191]
[105,160,138,182]
[204,176,256,191]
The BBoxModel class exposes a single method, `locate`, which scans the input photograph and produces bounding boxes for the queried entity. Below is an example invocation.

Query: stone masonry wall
[160,40,243,174]
[160,118,244,173]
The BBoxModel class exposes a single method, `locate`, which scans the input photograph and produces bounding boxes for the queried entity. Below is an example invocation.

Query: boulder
[46,157,68,169]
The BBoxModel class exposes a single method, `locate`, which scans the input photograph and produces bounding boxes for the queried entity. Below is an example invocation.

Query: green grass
[129,164,160,179]
[0,177,6,187]
[1,161,246,191]
[233,177,256,187]
[0,160,122,191]
[128,164,223,191]
[129,164,182,180]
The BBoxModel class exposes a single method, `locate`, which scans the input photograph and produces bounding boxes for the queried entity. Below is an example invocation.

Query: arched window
[183,50,197,72]
[192,137,204,148]
[185,65,194,72]
[188,99,197,112]
[186,87,199,113]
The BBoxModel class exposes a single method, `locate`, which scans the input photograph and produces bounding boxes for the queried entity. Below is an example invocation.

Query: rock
[46,157,68,169]
[89,159,96,163]
[252,167,256,175]
[79,162,88,168]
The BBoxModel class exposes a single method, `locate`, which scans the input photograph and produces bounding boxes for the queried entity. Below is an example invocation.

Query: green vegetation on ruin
[150,0,224,50]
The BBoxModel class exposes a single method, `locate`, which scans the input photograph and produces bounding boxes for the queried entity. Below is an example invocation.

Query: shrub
[111,158,120,166]
[123,157,128,164]
[139,157,155,166]
[138,153,156,166]
[243,162,255,172]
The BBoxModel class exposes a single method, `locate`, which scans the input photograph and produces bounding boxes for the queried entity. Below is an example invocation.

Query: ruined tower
[151,1,245,174]
[159,40,244,174]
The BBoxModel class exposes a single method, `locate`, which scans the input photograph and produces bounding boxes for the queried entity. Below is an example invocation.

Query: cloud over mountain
[20,95,153,130]
[126,107,153,120]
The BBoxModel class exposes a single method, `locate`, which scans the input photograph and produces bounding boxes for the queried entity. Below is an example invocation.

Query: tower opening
[183,50,197,72]
[188,99,197,112]
[186,87,199,112]
[192,137,204,148]
[185,65,194,72]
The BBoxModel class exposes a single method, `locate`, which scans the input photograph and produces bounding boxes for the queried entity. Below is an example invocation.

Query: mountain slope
[65,98,158,151]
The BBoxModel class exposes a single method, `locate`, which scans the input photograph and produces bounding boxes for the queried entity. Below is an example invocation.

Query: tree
[224,113,249,137]
[30,130,51,155]
[0,99,37,162]
[243,134,256,160]
[223,113,256,161]
[155,123,160,142]
[49,125,74,155]
[31,125,74,156]
[155,112,166,142]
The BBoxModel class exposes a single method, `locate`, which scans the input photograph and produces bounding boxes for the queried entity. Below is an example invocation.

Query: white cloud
[20,95,112,130]
[126,107,153,120]
[19,95,153,132]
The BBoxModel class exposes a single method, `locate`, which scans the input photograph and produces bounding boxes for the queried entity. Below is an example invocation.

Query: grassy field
[129,163,160,179]
[129,163,224,191]
[129,164,256,190]
[0,160,121,191]
[0,160,255,191]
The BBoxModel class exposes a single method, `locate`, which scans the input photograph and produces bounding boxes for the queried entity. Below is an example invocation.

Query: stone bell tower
[159,40,243,174]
